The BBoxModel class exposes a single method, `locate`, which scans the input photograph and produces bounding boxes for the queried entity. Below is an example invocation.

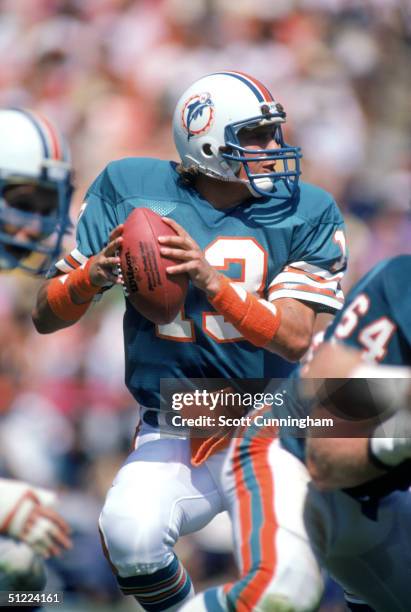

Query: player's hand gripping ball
[119,208,189,324]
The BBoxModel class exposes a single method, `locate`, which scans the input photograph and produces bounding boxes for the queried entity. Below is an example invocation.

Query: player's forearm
[306,437,385,490]
[32,264,99,334]
[264,298,315,361]
[32,281,76,334]
[208,279,315,359]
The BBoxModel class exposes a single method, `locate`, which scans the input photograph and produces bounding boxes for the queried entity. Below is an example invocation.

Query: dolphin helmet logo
[181,92,214,140]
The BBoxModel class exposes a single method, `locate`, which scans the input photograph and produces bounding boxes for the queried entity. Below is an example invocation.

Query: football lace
[115,249,129,296]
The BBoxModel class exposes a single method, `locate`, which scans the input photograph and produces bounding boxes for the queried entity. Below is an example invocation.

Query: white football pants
[99,418,227,577]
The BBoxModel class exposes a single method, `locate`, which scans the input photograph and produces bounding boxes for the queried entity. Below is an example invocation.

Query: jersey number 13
[156,237,267,343]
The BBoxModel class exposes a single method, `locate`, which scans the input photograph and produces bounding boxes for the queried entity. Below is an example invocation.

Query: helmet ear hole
[202,143,213,157]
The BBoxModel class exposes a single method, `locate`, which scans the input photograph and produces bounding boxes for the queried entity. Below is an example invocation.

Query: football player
[0,108,73,591]
[0,108,72,275]
[185,254,411,612]
[0,478,71,590]
[32,72,346,611]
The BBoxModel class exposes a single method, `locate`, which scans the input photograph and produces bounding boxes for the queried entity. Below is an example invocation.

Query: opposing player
[32,72,346,610]
[0,479,71,589]
[186,254,411,612]
[0,108,73,590]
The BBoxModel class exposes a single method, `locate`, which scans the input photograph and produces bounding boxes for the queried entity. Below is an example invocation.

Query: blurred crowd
[0,0,410,609]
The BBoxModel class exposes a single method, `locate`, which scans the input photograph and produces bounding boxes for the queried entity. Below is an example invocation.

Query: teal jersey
[54,158,346,408]
[325,255,411,361]
[281,255,411,463]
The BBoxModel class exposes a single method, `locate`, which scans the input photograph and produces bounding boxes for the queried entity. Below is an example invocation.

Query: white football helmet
[0,108,73,275]
[173,71,302,199]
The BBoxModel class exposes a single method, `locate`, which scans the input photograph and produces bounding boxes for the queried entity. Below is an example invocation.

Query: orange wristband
[47,258,100,322]
[65,257,100,302]
[209,276,281,347]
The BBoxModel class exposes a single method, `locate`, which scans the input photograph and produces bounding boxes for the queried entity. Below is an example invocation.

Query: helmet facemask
[221,112,302,199]
[0,170,73,275]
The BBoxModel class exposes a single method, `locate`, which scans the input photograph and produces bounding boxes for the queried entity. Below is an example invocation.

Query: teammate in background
[0,108,73,590]
[0,109,72,275]
[32,71,346,611]
[301,254,411,611]
[185,255,411,612]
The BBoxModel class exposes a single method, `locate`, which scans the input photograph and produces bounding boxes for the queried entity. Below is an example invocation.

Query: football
[119,208,189,324]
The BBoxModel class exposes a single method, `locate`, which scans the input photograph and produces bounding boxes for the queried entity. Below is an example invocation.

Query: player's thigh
[102,432,224,538]
[307,487,411,611]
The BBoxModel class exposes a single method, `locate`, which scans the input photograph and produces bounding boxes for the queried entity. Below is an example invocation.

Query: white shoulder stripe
[285,261,345,279]
[269,271,342,292]
[269,289,344,311]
